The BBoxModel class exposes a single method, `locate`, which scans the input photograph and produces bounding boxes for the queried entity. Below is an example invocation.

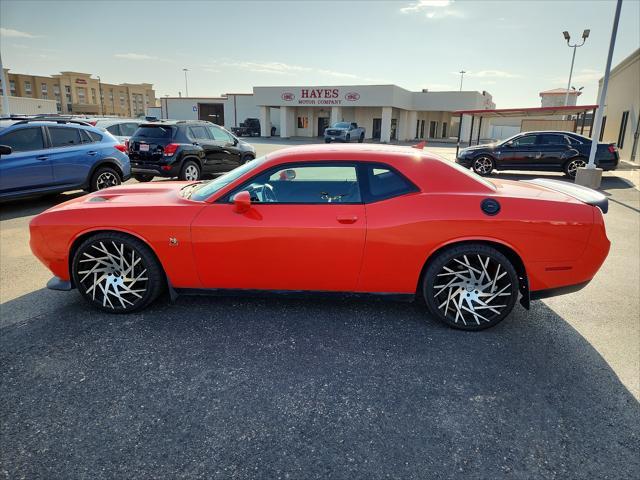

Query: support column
[399,110,409,141]
[259,106,271,137]
[407,111,418,140]
[280,106,291,138]
[476,117,483,145]
[330,106,342,125]
[381,107,392,143]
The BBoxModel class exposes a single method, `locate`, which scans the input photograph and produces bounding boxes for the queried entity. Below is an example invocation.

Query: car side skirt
[530,280,591,300]
[174,288,415,303]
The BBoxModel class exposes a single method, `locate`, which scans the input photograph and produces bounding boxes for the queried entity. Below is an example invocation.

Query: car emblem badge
[169,237,178,246]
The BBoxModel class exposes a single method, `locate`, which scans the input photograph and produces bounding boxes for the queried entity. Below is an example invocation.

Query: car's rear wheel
[358,133,364,143]
[72,232,164,313]
[422,244,519,330]
[472,156,494,176]
[345,134,351,143]
[134,174,154,183]
[564,157,586,178]
[180,160,201,181]
[242,154,255,164]
[325,139,331,144]
[90,166,122,192]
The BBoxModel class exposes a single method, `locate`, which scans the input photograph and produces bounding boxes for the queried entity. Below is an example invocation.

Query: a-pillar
[280,106,292,138]
[380,107,392,143]
[407,111,418,140]
[330,106,342,125]
[259,106,271,137]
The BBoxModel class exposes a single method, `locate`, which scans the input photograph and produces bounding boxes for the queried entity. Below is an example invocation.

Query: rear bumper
[131,163,179,178]
[530,280,590,300]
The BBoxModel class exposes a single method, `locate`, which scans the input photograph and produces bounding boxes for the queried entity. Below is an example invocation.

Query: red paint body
[29,145,610,297]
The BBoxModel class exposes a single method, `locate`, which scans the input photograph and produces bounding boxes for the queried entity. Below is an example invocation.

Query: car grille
[326,129,343,136]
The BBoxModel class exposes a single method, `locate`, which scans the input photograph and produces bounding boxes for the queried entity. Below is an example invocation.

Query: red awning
[453,104,598,118]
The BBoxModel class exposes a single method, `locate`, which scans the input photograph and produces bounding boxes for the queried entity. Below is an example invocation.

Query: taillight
[163,143,179,156]
[114,144,127,153]
[124,139,130,151]
[608,145,617,153]
[89,121,97,126]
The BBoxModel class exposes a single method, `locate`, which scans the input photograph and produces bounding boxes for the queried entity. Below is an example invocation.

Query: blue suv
[0,118,131,200]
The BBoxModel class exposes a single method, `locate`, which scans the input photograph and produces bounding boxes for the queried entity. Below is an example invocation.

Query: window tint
[537,134,567,145]
[49,127,81,147]
[512,135,537,147]
[366,166,416,201]
[0,127,45,152]
[135,126,174,139]
[208,125,234,143]
[106,124,121,136]
[120,123,139,136]
[189,125,209,140]
[232,164,360,204]
[87,131,103,142]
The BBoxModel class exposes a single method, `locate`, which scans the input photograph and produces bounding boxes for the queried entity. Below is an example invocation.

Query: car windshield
[190,156,268,201]
[333,122,350,128]
[134,125,174,139]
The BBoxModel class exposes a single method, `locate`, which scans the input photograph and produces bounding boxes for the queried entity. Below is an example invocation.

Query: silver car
[91,118,142,144]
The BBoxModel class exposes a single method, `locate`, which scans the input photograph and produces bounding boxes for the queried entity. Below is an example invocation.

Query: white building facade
[158,85,495,143]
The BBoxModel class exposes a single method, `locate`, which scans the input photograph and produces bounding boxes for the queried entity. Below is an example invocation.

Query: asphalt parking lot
[1,140,639,479]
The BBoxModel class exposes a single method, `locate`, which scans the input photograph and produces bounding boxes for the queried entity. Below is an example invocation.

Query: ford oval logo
[345,92,360,101]
[281,92,295,101]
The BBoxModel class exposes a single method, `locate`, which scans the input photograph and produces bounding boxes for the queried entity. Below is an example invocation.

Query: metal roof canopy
[453,104,599,156]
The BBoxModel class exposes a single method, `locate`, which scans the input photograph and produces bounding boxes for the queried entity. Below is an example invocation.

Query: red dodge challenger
[29,144,610,330]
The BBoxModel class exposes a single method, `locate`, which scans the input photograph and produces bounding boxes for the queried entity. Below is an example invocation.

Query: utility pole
[183,68,189,97]
[459,70,466,91]
[0,51,11,117]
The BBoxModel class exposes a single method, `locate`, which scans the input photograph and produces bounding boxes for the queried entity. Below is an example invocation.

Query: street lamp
[182,68,189,97]
[459,69,466,91]
[562,29,590,106]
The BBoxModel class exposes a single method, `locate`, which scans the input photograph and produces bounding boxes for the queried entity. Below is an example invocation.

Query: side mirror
[504,141,513,148]
[0,145,12,156]
[232,190,251,213]
[232,136,239,146]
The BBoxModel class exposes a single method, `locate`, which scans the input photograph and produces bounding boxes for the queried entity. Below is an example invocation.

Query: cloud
[114,53,159,61]
[423,83,455,90]
[400,0,462,19]
[453,70,521,79]
[0,27,39,38]
[554,68,602,85]
[209,60,381,81]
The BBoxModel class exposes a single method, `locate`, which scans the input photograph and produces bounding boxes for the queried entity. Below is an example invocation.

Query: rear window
[134,125,174,139]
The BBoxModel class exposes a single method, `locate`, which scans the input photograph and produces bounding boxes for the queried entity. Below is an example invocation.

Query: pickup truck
[324,122,365,143]
[231,118,261,137]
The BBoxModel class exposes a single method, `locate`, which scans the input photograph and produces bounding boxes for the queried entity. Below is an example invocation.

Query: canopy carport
[453,104,599,156]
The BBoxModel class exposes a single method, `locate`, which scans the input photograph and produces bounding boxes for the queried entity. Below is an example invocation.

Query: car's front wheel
[345,134,351,143]
[472,156,494,176]
[72,232,164,313]
[564,157,587,178]
[90,166,122,192]
[358,133,364,143]
[422,244,519,330]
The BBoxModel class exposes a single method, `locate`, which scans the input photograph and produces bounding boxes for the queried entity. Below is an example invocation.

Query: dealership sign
[280,88,361,105]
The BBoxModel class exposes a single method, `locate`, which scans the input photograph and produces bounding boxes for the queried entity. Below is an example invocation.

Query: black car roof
[139,120,212,127]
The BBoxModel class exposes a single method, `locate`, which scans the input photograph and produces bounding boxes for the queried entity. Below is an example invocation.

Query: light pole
[183,68,189,97]
[97,75,104,115]
[459,70,466,91]
[562,29,590,106]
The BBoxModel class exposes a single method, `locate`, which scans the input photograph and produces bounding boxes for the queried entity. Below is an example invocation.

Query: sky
[1,0,639,108]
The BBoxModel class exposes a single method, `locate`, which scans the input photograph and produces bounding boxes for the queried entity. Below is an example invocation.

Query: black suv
[128,120,256,182]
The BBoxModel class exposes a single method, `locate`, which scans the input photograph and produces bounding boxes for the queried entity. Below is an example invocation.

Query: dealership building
[156,85,495,143]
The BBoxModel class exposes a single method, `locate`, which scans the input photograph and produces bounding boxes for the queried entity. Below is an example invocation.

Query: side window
[512,135,537,147]
[209,125,234,143]
[189,125,209,140]
[106,124,121,136]
[537,134,567,145]
[49,127,81,147]
[0,127,45,152]
[231,165,360,204]
[120,123,139,136]
[87,131,103,142]
[365,165,417,202]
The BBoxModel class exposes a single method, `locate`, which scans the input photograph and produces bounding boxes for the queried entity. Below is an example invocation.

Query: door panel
[47,127,92,186]
[536,134,571,167]
[497,134,540,169]
[206,125,241,171]
[0,126,54,194]
[191,203,366,291]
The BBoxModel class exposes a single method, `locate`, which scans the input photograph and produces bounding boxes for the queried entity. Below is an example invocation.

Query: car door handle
[36,155,48,161]
[337,215,358,224]
[87,151,97,156]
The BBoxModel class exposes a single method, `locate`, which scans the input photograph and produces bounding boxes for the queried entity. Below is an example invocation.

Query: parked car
[324,122,365,143]
[30,144,610,331]
[456,131,619,178]
[0,118,130,200]
[230,118,261,137]
[90,118,142,144]
[127,120,256,182]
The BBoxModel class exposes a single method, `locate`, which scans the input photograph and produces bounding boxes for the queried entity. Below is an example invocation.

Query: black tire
[90,166,122,192]
[325,139,331,144]
[179,160,201,181]
[345,134,351,143]
[564,157,587,179]
[422,243,519,331]
[472,156,495,176]
[358,133,364,143]
[72,232,164,313]
[134,174,154,183]
[242,154,255,164]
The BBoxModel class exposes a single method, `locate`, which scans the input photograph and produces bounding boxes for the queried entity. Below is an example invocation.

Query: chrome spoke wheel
[567,159,586,178]
[432,253,513,326]
[184,165,199,181]
[76,240,149,310]
[96,171,120,190]
[473,157,493,175]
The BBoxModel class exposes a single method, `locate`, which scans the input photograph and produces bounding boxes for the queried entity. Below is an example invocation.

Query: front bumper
[455,157,473,168]
[47,276,73,291]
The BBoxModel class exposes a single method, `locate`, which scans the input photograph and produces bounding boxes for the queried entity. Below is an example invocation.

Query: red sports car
[29,144,610,330]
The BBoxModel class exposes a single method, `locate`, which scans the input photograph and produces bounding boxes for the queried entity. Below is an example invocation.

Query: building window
[9,80,16,95]
[145,94,149,105]
[91,88,97,104]
[67,103,72,112]
[56,103,62,113]
[53,85,60,95]
[618,111,629,149]
[41,83,48,94]
[109,90,114,101]
[441,122,448,138]
[77,87,86,103]
[297,117,308,129]
[599,116,607,142]
[24,81,32,94]
[120,93,125,107]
